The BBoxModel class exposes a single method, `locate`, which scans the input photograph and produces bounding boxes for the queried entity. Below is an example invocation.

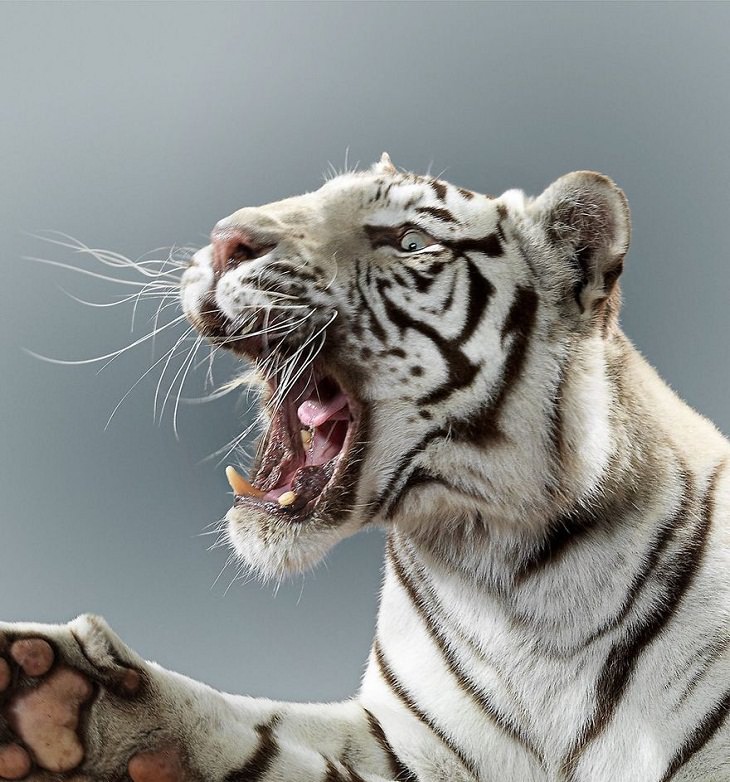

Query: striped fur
[2,156,727,781]
[180,157,730,780]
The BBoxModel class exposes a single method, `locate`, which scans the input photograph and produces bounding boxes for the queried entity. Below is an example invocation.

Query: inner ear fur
[532,171,631,323]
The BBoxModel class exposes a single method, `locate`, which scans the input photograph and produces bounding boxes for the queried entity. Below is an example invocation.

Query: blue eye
[399,230,432,252]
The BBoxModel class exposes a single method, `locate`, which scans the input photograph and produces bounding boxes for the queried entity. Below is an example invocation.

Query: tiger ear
[372,152,397,175]
[530,171,631,318]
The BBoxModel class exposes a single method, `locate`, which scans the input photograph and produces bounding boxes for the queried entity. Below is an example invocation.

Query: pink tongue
[297,392,349,427]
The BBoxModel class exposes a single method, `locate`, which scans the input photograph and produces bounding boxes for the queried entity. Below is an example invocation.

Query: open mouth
[226,368,361,522]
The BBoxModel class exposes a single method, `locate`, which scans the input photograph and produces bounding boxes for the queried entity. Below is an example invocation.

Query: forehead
[315,169,492,224]
[235,169,503,241]
[319,170,440,206]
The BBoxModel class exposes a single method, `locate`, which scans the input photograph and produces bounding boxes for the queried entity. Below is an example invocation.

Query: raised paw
[0,617,190,782]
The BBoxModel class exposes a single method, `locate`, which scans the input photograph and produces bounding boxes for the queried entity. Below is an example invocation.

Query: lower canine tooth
[225,466,265,498]
[278,491,297,507]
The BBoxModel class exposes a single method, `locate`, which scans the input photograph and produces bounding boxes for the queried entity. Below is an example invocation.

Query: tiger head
[181,154,630,579]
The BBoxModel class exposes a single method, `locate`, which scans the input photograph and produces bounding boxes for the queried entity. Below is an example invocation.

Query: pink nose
[210,227,276,274]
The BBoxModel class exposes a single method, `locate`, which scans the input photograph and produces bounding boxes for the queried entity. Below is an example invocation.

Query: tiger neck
[392,330,679,593]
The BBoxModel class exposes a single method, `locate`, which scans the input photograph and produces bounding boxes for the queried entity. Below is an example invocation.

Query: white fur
[3,163,727,782]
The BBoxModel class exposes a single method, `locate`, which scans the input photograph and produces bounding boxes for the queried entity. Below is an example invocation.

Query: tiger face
[181,154,630,579]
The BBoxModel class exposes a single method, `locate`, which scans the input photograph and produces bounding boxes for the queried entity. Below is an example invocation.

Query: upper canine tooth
[225,466,265,498]
[300,429,312,446]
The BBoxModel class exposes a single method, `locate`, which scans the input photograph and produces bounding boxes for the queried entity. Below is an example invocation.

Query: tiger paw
[0,616,192,781]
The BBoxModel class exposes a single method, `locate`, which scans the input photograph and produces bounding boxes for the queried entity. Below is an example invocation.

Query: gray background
[1,1,729,701]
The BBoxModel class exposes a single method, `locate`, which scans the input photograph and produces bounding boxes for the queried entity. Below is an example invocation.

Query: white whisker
[57,287,176,310]
[24,312,189,366]
[153,325,197,422]
[24,256,161,288]
[30,231,187,278]
[172,337,204,439]
[104,340,182,430]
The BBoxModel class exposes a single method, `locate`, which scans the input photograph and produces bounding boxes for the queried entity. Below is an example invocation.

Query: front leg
[0,616,407,781]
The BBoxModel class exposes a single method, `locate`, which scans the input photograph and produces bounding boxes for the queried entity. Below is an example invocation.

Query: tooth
[300,429,312,446]
[278,491,297,507]
[225,466,265,498]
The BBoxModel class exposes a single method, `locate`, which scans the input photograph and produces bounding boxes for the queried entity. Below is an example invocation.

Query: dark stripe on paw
[363,708,418,781]
[224,716,280,781]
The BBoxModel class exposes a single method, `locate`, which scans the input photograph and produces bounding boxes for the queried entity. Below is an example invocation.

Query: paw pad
[120,667,141,695]
[128,747,185,782]
[10,639,54,678]
[0,744,31,780]
[8,666,92,773]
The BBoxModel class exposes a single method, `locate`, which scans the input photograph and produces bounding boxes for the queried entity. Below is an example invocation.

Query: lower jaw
[232,411,363,524]
[222,420,370,580]
[233,493,323,524]
[224,501,361,579]
[233,449,351,525]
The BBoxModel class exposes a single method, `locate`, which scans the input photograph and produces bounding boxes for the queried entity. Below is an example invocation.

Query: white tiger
[1,154,728,782]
